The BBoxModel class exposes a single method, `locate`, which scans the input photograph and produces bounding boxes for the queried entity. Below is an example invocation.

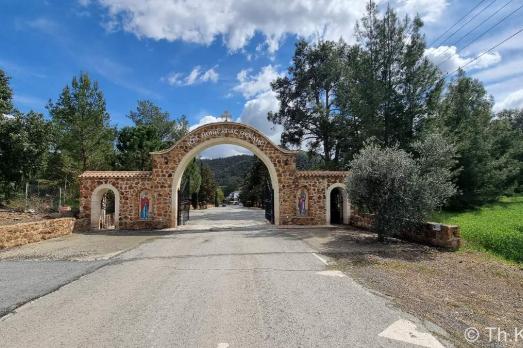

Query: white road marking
[379,319,445,348]
[217,343,229,348]
[316,270,346,277]
[312,253,329,265]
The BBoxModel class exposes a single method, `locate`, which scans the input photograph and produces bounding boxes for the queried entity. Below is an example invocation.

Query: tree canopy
[268,39,347,169]
[347,135,456,241]
[47,72,115,172]
[0,69,13,115]
[128,99,188,145]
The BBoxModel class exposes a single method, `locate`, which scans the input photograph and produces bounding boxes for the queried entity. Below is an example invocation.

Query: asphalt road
[0,208,448,347]
[184,205,269,230]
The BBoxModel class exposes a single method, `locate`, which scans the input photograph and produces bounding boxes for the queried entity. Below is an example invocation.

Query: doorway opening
[330,187,344,224]
[326,183,350,225]
[90,184,120,229]
[175,144,274,229]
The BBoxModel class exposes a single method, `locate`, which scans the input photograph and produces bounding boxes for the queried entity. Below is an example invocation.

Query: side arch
[90,183,120,229]
[325,183,350,225]
[171,137,280,227]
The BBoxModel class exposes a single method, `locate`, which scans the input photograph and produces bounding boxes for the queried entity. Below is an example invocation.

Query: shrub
[347,134,456,241]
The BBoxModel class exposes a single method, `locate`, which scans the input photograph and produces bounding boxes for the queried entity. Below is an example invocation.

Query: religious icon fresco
[140,191,150,220]
[298,190,307,216]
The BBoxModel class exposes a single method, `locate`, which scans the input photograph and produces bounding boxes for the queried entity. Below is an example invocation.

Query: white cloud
[189,115,226,131]
[395,0,448,23]
[185,67,202,85]
[201,68,219,83]
[230,65,284,143]
[494,89,523,112]
[164,72,183,86]
[163,66,219,86]
[233,65,281,98]
[188,86,283,155]
[472,56,523,83]
[22,17,60,35]
[425,46,501,74]
[90,0,446,53]
[461,26,523,56]
[239,91,283,144]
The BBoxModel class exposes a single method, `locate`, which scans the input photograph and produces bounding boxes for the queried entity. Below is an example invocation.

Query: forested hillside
[202,155,254,195]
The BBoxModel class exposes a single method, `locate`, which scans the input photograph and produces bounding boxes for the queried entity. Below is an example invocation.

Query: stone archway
[90,183,120,229]
[168,137,280,226]
[150,122,295,227]
[325,183,350,225]
[79,121,351,230]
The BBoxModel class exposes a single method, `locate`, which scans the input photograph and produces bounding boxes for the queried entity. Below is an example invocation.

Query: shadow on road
[243,226,445,263]
[75,229,174,237]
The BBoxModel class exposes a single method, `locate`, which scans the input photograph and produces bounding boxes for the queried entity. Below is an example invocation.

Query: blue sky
[1,0,522,157]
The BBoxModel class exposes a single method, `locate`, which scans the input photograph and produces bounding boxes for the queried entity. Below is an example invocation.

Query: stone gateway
[79,122,350,229]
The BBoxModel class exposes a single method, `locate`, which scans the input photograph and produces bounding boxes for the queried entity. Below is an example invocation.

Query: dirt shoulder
[0,230,172,261]
[290,227,523,347]
[0,209,49,226]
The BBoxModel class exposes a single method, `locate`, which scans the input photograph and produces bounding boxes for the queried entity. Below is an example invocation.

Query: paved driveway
[183,205,269,230]
[0,225,449,347]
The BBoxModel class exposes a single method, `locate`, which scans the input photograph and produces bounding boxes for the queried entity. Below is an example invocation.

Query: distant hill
[202,151,324,196]
[202,155,254,195]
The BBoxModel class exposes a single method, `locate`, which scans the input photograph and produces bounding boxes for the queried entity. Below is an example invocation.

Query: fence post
[25,182,29,212]
[64,178,68,203]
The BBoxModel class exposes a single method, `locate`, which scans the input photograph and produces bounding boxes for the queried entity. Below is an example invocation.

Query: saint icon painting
[140,191,150,220]
[298,190,307,216]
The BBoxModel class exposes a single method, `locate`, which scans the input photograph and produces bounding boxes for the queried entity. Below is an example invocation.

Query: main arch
[79,122,350,229]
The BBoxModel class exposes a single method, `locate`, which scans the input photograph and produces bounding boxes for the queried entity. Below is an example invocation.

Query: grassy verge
[432,195,523,263]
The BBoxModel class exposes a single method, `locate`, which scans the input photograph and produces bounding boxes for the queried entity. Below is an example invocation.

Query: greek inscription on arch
[186,127,266,147]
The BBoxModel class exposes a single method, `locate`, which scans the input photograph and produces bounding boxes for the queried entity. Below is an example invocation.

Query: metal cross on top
[221,111,231,122]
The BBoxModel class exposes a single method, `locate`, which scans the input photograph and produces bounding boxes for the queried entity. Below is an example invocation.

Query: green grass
[432,196,523,263]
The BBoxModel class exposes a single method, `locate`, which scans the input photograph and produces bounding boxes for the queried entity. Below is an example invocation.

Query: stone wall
[350,212,462,249]
[79,172,160,229]
[0,218,77,249]
[285,171,350,225]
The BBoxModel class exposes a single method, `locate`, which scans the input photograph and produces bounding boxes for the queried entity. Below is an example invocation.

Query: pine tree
[115,125,163,170]
[434,71,514,207]
[268,39,348,169]
[0,69,13,115]
[47,72,115,172]
[339,2,442,157]
[128,100,188,145]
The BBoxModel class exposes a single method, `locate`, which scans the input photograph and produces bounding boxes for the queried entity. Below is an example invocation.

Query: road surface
[184,205,269,230]
[0,207,448,347]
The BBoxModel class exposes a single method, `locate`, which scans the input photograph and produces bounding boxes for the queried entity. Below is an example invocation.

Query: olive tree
[347,134,456,241]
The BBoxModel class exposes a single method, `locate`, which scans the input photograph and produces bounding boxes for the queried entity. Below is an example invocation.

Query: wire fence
[6,180,77,214]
